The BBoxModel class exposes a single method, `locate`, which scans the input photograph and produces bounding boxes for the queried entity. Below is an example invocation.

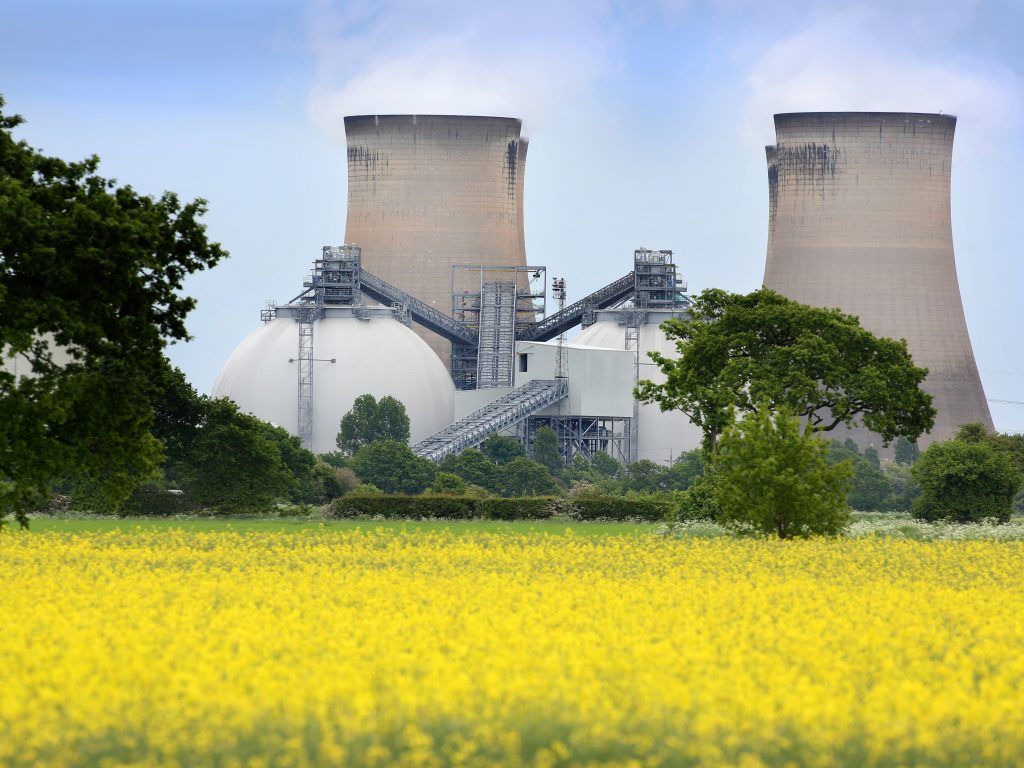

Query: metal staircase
[516,272,636,341]
[412,379,569,462]
[476,281,516,388]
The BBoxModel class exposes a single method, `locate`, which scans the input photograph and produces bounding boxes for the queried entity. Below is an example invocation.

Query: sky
[2,0,1023,432]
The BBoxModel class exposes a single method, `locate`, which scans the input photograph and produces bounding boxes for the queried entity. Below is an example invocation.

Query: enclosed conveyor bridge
[412,379,568,462]
[359,269,479,346]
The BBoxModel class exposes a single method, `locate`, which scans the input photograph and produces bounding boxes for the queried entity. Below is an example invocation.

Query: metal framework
[451,265,546,390]
[519,415,633,465]
[632,248,688,308]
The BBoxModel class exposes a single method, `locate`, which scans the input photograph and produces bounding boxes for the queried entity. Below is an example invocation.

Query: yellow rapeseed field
[1,529,1022,767]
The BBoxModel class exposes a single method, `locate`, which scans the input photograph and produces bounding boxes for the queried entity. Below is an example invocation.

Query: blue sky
[3,0,1023,432]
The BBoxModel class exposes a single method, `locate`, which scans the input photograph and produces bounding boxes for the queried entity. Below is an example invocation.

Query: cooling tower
[213,309,455,455]
[575,310,704,462]
[763,112,993,446]
[344,115,529,364]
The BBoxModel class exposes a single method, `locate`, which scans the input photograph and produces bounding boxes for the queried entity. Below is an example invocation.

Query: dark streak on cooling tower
[343,115,528,365]
[763,111,993,446]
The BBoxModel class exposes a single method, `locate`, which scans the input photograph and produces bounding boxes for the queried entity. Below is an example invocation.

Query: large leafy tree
[636,288,935,451]
[350,440,436,494]
[0,98,226,525]
[336,394,411,455]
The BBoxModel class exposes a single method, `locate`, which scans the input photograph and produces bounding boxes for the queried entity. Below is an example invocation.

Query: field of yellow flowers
[1,528,1023,767]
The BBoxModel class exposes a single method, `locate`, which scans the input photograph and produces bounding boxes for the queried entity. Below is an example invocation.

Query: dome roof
[214,315,454,454]
[574,317,703,462]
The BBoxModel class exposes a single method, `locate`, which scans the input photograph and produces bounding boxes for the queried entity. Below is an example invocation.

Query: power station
[213,111,994,463]
[763,112,993,447]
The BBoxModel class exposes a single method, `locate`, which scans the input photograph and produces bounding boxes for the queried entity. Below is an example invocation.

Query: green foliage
[955,423,1024,476]
[148,366,319,512]
[894,436,920,466]
[713,404,853,538]
[0,99,225,526]
[911,439,1022,523]
[533,426,563,474]
[316,452,349,469]
[863,446,881,469]
[589,452,621,479]
[883,464,920,512]
[350,440,436,495]
[664,449,705,490]
[438,448,500,492]
[336,394,411,455]
[477,497,556,520]
[571,495,671,522]
[826,439,892,512]
[635,288,935,451]
[621,460,670,493]
[498,457,562,497]
[430,472,469,495]
[480,433,526,464]
[674,474,720,521]
[329,494,477,519]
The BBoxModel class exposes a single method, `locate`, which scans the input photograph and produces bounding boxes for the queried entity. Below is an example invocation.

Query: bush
[674,474,720,521]
[431,472,469,495]
[119,487,198,517]
[478,497,556,520]
[911,439,1022,523]
[713,404,853,538]
[327,494,477,519]
[571,495,670,522]
[498,457,562,497]
[350,441,436,494]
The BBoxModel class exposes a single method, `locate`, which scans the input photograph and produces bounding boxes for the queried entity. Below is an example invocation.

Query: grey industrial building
[763,112,993,446]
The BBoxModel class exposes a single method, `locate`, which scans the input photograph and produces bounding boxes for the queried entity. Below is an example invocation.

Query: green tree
[713,404,853,538]
[350,440,436,494]
[589,452,622,479]
[438,448,499,491]
[863,446,881,469]
[635,288,935,452]
[430,472,469,495]
[911,439,1021,523]
[180,401,299,511]
[621,460,670,493]
[826,439,890,511]
[533,426,563,474]
[481,433,526,464]
[0,98,226,526]
[893,436,920,466]
[498,457,561,497]
[663,449,705,491]
[146,364,317,511]
[336,394,411,455]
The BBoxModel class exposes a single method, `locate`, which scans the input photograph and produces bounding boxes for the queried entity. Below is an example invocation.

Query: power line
[988,399,1024,406]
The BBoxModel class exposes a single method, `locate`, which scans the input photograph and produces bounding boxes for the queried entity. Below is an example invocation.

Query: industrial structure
[212,246,455,455]
[763,112,993,446]
[343,115,529,366]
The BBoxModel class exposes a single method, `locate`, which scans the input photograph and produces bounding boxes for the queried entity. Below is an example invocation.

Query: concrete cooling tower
[344,115,529,364]
[763,112,993,446]
[213,308,455,455]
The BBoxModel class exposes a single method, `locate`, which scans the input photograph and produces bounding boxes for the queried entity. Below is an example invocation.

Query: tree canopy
[635,288,935,451]
[336,394,411,455]
[0,97,226,525]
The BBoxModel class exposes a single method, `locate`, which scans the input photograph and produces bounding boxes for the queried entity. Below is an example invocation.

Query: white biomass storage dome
[574,310,703,462]
[213,312,455,455]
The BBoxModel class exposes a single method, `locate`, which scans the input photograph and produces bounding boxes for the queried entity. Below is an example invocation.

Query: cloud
[742,2,1023,147]
[305,0,623,141]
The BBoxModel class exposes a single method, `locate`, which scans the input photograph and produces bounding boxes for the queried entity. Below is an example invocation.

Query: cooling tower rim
[774,111,956,125]
[344,114,523,127]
